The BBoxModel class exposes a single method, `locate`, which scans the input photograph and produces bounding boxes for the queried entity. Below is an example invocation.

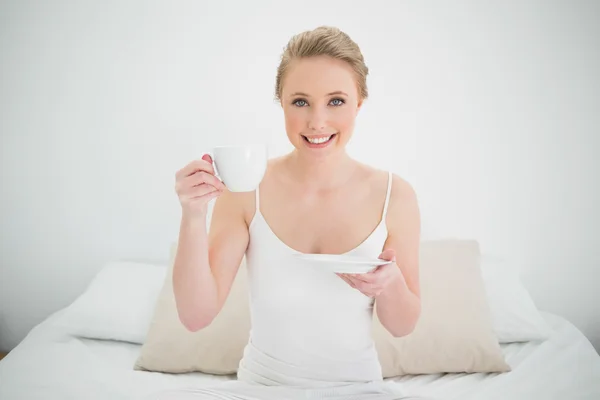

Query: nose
[307,108,327,131]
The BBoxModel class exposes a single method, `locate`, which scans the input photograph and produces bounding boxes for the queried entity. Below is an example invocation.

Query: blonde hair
[275,26,369,102]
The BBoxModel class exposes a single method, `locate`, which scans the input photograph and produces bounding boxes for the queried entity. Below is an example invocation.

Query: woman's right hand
[175,154,226,218]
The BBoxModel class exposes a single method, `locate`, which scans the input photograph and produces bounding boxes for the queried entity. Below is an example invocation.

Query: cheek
[283,107,305,132]
[334,108,356,129]
[286,111,304,129]
[330,107,357,137]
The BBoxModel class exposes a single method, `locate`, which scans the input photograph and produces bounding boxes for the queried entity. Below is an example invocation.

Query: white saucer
[293,253,393,274]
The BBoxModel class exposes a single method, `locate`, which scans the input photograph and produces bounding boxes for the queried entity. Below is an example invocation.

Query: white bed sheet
[0,310,599,400]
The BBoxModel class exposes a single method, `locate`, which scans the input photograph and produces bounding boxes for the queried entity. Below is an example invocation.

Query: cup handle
[205,153,222,182]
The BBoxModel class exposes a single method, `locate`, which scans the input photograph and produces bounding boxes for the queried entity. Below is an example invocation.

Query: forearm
[375,275,421,337]
[172,214,219,331]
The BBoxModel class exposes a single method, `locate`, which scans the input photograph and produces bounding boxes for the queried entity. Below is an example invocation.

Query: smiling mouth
[302,134,337,145]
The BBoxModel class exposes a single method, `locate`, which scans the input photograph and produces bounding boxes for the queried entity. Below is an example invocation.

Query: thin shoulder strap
[382,171,393,218]
[255,186,260,213]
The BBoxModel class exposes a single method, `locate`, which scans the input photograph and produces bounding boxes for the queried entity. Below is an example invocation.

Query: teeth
[307,135,332,144]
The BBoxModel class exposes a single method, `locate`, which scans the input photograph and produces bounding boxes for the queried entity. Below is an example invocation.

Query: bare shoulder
[387,173,420,233]
[353,164,419,230]
[353,162,390,190]
[389,173,418,204]
[353,161,419,233]
[354,163,413,197]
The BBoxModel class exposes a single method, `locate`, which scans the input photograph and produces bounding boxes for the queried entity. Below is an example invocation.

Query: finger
[175,157,215,179]
[337,273,357,288]
[378,248,396,262]
[353,280,381,295]
[344,275,361,289]
[185,184,222,199]
[348,272,378,284]
[361,287,383,298]
[342,277,382,297]
[372,263,404,288]
[183,171,225,191]
[176,178,214,197]
[192,187,221,201]
[370,263,393,278]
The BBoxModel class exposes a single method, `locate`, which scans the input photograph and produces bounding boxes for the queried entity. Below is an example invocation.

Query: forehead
[282,56,358,97]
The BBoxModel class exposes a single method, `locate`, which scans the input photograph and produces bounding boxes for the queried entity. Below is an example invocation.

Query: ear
[356,98,364,114]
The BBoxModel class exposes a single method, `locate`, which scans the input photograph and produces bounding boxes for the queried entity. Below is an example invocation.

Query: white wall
[1,0,599,352]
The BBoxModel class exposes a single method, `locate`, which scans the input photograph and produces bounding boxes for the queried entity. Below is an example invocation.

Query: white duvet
[0,310,599,400]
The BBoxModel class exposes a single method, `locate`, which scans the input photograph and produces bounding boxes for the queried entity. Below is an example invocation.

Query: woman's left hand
[337,249,404,298]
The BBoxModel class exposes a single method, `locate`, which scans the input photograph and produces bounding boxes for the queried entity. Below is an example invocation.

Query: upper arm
[207,189,251,310]
[384,175,421,298]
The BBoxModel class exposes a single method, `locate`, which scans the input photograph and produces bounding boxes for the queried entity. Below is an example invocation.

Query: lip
[303,133,335,139]
[301,133,337,149]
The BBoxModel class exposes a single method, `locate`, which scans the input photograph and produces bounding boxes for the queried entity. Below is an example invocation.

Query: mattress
[0,310,599,400]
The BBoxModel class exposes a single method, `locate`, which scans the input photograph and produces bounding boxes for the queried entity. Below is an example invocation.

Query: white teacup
[212,144,268,192]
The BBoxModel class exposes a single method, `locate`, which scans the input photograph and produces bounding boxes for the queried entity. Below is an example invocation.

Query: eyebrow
[290,91,348,97]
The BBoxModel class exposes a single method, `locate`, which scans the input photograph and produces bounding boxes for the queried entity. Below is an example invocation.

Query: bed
[0,308,599,399]
[1,256,600,400]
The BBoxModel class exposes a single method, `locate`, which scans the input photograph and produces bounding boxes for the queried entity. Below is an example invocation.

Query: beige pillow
[372,240,510,375]
[135,239,510,376]
[134,246,249,375]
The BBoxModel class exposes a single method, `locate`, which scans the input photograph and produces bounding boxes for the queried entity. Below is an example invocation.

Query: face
[280,56,363,158]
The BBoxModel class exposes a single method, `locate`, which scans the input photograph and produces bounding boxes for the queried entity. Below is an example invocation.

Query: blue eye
[292,99,308,107]
[292,98,345,107]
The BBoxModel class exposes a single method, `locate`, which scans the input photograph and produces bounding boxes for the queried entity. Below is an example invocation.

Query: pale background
[1,0,599,353]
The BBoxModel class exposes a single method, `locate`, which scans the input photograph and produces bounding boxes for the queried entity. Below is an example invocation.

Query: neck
[284,149,357,189]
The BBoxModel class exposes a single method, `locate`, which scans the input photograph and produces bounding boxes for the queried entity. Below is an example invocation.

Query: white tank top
[238,172,393,387]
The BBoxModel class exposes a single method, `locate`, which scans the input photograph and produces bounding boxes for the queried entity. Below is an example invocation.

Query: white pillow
[55,261,168,344]
[480,255,553,343]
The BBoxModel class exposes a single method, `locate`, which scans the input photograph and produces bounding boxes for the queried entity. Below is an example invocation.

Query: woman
[150,26,428,400]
